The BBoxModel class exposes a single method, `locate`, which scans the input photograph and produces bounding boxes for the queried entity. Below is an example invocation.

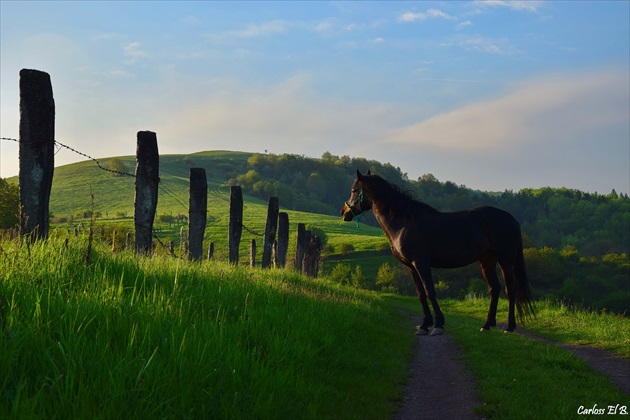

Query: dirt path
[395,317,482,420]
[394,318,629,420]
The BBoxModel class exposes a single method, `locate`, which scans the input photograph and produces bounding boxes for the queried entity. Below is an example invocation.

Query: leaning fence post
[134,131,159,255]
[295,223,306,272]
[228,186,243,264]
[261,196,279,269]
[276,212,289,268]
[18,69,55,241]
[188,168,207,261]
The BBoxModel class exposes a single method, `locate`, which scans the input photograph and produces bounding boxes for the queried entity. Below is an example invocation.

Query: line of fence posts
[13,67,323,277]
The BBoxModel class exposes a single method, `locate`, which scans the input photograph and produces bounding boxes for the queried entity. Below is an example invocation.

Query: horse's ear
[367,170,372,176]
[356,169,363,180]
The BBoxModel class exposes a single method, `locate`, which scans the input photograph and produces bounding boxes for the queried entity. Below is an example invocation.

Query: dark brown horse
[341,170,533,335]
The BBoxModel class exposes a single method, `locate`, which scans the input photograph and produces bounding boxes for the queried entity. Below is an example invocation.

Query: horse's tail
[514,234,535,323]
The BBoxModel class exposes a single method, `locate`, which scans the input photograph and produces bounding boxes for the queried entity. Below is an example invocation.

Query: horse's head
[340,169,372,222]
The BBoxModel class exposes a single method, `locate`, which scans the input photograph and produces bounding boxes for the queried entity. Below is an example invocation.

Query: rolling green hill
[7,150,391,276]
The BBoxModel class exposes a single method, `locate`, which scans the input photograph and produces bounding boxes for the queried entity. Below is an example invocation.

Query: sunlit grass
[0,237,414,418]
[446,296,630,358]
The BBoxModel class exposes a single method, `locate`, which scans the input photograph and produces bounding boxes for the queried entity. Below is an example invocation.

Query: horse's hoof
[415,328,429,336]
[430,327,444,336]
[480,327,490,332]
[503,328,515,333]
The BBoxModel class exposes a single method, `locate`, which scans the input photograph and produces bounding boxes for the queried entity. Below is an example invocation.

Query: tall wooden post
[188,168,207,261]
[19,69,55,240]
[261,196,279,269]
[295,223,306,272]
[276,212,289,268]
[134,131,159,254]
[228,186,243,264]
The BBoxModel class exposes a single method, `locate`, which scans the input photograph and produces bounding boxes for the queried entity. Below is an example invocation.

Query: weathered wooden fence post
[228,186,243,264]
[180,226,188,256]
[276,212,289,268]
[19,69,55,241]
[188,168,207,261]
[134,131,159,254]
[303,231,322,278]
[295,223,306,272]
[250,239,256,268]
[261,196,279,269]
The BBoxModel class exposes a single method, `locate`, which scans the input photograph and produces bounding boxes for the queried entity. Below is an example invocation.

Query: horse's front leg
[414,262,445,336]
[407,267,433,335]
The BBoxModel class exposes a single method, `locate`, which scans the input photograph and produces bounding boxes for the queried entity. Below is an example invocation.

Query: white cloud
[472,0,543,13]
[457,20,473,30]
[94,32,125,41]
[207,20,289,41]
[388,69,629,152]
[399,9,456,22]
[373,37,384,44]
[441,35,515,55]
[149,74,410,158]
[123,42,148,63]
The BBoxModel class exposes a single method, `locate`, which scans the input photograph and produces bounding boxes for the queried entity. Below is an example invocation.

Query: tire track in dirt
[395,317,482,420]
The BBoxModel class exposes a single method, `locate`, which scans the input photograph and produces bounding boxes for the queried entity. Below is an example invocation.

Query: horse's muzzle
[340,204,354,221]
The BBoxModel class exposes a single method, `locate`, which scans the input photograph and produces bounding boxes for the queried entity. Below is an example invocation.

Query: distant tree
[0,178,19,228]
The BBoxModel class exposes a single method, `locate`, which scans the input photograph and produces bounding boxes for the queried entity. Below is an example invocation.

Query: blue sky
[1,1,629,194]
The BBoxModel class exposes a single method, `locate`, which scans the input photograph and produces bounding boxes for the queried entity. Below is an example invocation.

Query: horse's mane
[364,174,438,216]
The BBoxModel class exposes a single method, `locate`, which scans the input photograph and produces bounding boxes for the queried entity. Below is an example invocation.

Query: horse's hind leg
[499,261,517,332]
[407,266,433,335]
[480,256,500,331]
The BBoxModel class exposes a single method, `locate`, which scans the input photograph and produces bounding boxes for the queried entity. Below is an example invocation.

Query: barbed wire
[2,136,266,238]
[1,137,137,178]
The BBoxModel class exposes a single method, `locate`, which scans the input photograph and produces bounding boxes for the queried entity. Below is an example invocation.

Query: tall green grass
[0,237,414,419]
[447,296,630,358]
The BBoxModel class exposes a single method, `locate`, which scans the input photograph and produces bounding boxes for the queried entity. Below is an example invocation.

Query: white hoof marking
[415,328,429,336]
[430,327,444,336]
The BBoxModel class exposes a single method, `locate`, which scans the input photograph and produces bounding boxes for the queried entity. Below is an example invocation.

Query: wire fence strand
[1,137,137,178]
[2,136,267,240]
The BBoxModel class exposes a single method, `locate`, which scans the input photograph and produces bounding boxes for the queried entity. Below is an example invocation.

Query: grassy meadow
[3,152,629,418]
[2,235,629,418]
[0,236,415,419]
